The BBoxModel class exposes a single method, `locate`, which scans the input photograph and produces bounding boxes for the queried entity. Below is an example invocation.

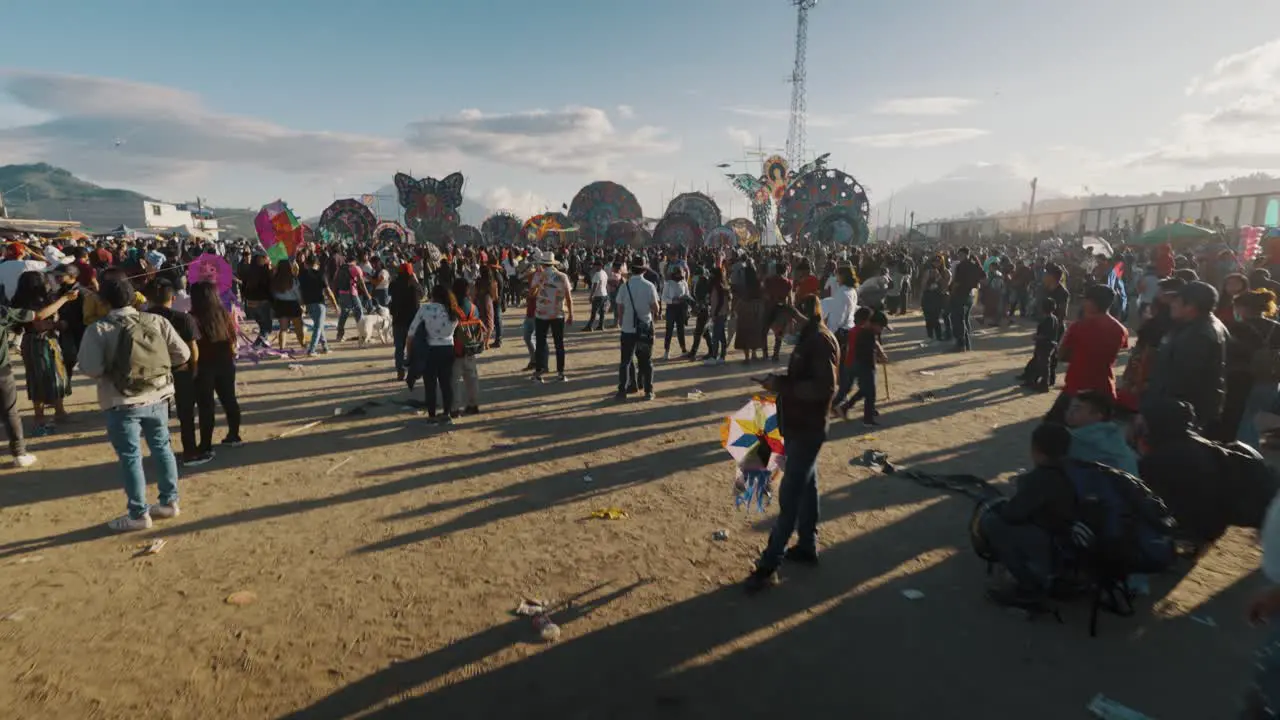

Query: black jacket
[1144,314,1229,426]
[997,463,1076,535]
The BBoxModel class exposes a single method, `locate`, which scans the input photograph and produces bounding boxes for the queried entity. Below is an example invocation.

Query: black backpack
[1213,441,1279,529]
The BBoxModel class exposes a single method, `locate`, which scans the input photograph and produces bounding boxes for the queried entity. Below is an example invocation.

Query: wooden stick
[883,365,891,401]
[325,456,354,475]
[276,419,322,439]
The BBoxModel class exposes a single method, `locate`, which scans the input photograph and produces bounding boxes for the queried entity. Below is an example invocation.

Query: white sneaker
[662,351,670,361]
[107,513,153,532]
[12,453,36,468]
[150,502,181,520]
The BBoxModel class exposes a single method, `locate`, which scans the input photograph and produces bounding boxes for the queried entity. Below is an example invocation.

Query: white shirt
[823,275,840,297]
[406,302,458,347]
[615,276,659,334]
[661,279,690,305]
[588,269,609,298]
[826,286,858,331]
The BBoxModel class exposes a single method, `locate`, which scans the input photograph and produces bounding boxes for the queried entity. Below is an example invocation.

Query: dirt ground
[0,302,1267,719]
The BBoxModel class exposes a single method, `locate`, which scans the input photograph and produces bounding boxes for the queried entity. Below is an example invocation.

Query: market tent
[1132,221,1219,245]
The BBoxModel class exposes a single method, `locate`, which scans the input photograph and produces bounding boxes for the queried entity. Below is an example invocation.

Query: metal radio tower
[785,0,817,169]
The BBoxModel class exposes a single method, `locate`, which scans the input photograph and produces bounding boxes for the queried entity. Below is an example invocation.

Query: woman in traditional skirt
[733,263,769,364]
[11,271,71,436]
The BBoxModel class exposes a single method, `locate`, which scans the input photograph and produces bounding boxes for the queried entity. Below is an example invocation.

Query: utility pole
[1026,177,1038,234]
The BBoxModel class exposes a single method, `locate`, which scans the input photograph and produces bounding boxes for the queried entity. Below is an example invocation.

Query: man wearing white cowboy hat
[531,250,574,382]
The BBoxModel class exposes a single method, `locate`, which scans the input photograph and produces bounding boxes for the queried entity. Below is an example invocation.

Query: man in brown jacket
[746,295,839,592]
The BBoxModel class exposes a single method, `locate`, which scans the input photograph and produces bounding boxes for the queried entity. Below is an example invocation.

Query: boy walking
[838,310,889,425]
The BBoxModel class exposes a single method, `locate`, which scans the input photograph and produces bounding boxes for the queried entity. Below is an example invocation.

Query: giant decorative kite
[395,171,465,247]
[665,192,722,236]
[779,168,870,245]
[481,212,524,245]
[652,212,702,247]
[568,181,644,244]
[318,198,377,245]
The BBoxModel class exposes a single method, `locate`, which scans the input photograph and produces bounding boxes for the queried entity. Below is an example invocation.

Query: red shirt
[842,326,863,367]
[763,276,792,305]
[795,275,819,299]
[1060,313,1129,399]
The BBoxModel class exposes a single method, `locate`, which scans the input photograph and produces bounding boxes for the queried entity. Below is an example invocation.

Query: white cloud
[1139,40,1280,172]
[725,106,846,128]
[1187,38,1280,95]
[1130,94,1280,170]
[845,128,989,149]
[406,106,677,174]
[872,97,977,116]
[726,126,755,147]
[482,187,550,217]
[0,70,416,184]
[616,104,634,119]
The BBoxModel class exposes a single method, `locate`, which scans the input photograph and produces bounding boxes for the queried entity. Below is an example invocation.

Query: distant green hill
[0,163,152,205]
[0,164,245,232]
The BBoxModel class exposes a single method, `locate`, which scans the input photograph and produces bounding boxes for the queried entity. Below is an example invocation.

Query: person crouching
[977,423,1076,609]
[1020,297,1062,392]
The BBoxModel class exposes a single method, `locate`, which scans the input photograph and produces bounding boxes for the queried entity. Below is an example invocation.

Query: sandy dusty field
[0,302,1267,719]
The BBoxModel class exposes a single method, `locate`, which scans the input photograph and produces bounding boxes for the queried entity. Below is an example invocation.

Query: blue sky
[3,0,1280,223]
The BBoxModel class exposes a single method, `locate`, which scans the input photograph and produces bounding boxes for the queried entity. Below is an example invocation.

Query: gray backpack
[108,314,173,396]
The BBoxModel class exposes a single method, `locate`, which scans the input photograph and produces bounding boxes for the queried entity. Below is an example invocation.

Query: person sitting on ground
[1020,297,1062,392]
[979,423,1077,609]
[1065,389,1139,476]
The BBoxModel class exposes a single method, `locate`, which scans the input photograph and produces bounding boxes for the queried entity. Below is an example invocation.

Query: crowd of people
[7,225,1280,714]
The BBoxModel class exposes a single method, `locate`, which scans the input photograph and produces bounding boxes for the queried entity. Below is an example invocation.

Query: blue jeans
[522,317,536,360]
[760,431,825,570]
[336,294,364,339]
[1238,382,1280,450]
[105,401,179,520]
[373,289,390,307]
[306,302,328,354]
[708,316,728,360]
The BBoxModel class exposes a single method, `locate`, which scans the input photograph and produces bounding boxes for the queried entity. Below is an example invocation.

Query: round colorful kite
[187,253,236,308]
[779,168,869,240]
[318,198,377,245]
[568,181,644,243]
[653,212,702,247]
[254,200,304,263]
[481,212,523,245]
[522,212,572,243]
[373,221,410,245]
[703,225,738,248]
[664,192,722,236]
[454,224,484,246]
[726,218,761,246]
[605,220,650,249]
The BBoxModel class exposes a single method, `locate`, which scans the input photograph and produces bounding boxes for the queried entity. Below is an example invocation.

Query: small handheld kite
[721,396,785,512]
[254,200,304,263]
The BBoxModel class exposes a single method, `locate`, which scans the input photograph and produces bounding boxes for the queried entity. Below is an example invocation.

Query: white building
[142,201,194,231]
